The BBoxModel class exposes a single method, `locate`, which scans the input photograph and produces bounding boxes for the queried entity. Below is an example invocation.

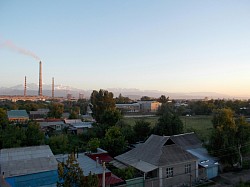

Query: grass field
[180,115,213,141]
[122,115,213,141]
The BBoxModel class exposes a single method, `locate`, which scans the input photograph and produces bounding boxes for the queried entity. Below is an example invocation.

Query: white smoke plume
[1,40,40,61]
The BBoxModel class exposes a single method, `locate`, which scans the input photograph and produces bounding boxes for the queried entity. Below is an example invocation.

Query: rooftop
[0,145,57,178]
[7,110,29,119]
[115,134,198,172]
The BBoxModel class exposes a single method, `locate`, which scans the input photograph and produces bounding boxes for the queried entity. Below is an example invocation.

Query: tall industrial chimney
[24,76,27,97]
[38,61,42,96]
[52,77,54,98]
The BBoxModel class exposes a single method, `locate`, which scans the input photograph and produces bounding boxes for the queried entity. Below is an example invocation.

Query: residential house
[65,119,92,134]
[7,110,29,123]
[115,134,199,187]
[55,153,124,187]
[38,119,65,133]
[29,108,49,120]
[0,145,58,187]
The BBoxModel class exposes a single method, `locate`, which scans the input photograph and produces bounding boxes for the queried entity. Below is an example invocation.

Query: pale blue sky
[1,0,250,96]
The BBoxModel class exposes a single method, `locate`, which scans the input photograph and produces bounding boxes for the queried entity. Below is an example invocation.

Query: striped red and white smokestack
[38,61,42,96]
[52,77,54,98]
[24,76,27,97]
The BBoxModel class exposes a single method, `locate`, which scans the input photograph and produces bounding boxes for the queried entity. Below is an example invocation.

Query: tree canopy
[133,120,151,142]
[90,89,116,123]
[102,126,127,157]
[0,108,8,129]
[208,108,250,167]
[48,103,64,118]
[154,103,183,136]
[57,153,98,187]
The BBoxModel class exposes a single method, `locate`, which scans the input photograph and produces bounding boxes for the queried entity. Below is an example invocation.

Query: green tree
[115,93,132,104]
[0,108,8,129]
[47,134,69,154]
[208,108,250,166]
[57,153,84,187]
[1,125,26,148]
[154,104,183,136]
[57,153,99,187]
[82,172,99,187]
[133,120,151,142]
[141,96,153,101]
[25,121,44,146]
[157,95,169,104]
[90,89,116,123]
[102,126,127,157]
[69,106,80,119]
[88,138,100,152]
[48,103,64,118]
[117,120,136,144]
[100,109,122,125]
[113,167,135,180]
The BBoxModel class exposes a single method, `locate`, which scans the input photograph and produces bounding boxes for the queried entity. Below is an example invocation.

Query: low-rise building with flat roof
[7,110,29,123]
[0,145,58,187]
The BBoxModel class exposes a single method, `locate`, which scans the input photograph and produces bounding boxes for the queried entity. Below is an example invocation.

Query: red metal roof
[87,153,113,163]
[98,173,124,186]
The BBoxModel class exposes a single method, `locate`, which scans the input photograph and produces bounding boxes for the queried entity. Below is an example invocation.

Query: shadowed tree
[133,120,151,142]
[25,121,44,146]
[154,103,183,136]
[102,126,127,157]
[0,108,8,129]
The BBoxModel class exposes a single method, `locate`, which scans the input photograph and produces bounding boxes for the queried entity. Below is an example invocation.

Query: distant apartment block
[138,101,162,113]
[115,103,140,113]
[116,101,161,113]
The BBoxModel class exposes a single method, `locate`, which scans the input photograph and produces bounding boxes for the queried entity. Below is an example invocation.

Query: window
[185,164,191,174]
[166,167,173,178]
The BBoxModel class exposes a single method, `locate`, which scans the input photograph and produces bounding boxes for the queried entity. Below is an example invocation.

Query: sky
[1,0,250,97]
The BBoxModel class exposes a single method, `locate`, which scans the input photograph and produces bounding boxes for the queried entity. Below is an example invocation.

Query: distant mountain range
[0,83,237,100]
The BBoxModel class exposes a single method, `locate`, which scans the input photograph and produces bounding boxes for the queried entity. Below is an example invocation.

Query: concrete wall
[161,161,197,187]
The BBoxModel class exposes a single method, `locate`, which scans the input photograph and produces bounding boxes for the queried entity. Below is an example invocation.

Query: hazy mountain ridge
[0,84,237,99]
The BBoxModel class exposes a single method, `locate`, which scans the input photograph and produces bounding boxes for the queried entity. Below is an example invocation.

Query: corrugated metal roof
[64,119,82,124]
[0,145,57,178]
[7,110,29,119]
[170,132,202,149]
[97,173,124,186]
[115,134,198,172]
[39,121,64,127]
[187,148,219,168]
[87,153,113,163]
[55,153,110,176]
[71,122,92,129]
